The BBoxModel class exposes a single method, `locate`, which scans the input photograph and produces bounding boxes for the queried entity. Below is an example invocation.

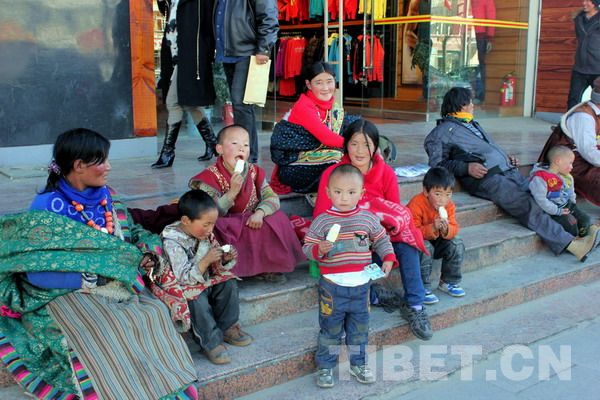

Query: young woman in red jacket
[270,62,345,194]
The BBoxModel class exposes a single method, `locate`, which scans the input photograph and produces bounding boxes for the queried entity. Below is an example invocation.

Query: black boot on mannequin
[197,117,218,161]
[151,122,181,169]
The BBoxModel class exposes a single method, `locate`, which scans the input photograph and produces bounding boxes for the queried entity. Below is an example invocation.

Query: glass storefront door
[352,0,530,121]
[152,0,532,129]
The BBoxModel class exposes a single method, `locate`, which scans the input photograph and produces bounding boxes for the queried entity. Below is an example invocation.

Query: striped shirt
[303,208,397,275]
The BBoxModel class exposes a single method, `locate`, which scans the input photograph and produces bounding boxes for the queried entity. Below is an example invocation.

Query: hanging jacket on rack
[344,34,354,84]
[303,36,322,68]
[344,0,358,19]
[284,37,307,79]
[328,33,340,82]
[359,0,387,19]
[279,0,310,21]
[352,34,385,83]
[275,38,288,78]
[309,0,324,18]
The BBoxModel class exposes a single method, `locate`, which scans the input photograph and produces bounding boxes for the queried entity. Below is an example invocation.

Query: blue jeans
[373,242,425,307]
[316,278,370,369]
[473,169,573,254]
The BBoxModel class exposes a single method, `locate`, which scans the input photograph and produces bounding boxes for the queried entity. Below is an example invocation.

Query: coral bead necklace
[71,198,114,234]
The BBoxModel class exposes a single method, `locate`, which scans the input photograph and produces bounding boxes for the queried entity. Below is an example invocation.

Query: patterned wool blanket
[360,197,428,255]
[0,211,197,399]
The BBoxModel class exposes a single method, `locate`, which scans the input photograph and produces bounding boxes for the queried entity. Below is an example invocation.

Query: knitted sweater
[303,208,397,275]
[407,192,459,240]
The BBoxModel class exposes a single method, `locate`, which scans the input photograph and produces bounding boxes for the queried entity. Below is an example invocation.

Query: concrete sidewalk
[0,117,552,216]
[373,283,600,400]
[240,279,600,400]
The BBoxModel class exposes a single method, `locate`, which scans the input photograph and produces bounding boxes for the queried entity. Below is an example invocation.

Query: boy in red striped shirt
[303,164,397,388]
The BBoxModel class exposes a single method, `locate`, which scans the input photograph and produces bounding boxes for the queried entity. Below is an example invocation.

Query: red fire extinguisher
[500,73,517,106]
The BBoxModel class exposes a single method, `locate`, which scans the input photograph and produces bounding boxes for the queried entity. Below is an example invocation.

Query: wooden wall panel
[535,1,581,113]
[130,0,157,137]
[484,26,527,106]
[542,0,580,7]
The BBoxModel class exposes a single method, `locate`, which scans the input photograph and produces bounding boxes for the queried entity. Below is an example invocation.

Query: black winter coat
[573,11,600,75]
[164,0,216,107]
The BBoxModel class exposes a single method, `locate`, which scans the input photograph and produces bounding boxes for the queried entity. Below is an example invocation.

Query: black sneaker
[400,303,433,341]
[371,283,403,313]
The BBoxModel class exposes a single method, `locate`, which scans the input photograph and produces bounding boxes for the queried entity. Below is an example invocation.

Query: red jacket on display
[471,0,496,37]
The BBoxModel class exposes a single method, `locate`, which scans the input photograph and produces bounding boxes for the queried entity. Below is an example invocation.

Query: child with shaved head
[529,145,597,239]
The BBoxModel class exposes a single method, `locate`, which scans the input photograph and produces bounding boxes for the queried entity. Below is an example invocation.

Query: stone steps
[279,191,502,225]
[237,278,600,400]
[188,190,596,399]
[193,247,600,399]
[0,213,547,397]
[238,219,540,327]
[0,164,589,398]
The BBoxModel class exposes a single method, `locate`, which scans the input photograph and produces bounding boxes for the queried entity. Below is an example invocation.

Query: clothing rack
[274,1,390,100]
[280,31,306,37]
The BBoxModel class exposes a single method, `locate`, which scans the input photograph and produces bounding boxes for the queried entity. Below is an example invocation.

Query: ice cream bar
[438,206,448,220]
[326,224,341,242]
[221,244,231,253]
[234,159,245,173]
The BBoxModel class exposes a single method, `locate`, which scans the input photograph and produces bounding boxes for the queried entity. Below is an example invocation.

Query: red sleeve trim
[383,253,399,268]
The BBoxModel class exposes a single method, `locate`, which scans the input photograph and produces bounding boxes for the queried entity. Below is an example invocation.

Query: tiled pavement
[0,116,553,215]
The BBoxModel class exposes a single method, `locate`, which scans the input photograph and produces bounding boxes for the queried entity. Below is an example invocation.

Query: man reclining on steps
[424,87,600,262]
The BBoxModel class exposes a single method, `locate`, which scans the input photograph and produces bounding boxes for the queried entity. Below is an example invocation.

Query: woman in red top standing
[270,62,346,193]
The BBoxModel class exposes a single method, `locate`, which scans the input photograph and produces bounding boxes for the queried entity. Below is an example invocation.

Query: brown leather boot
[223,323,253,347]
[566,228,600,262]
[203,344,231,365]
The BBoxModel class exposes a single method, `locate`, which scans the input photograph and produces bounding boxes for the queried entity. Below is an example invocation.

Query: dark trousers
[316,278,370,369]
[188,279,239,351]
[567,70,600,109]
[373,242,426,307]
[471,169,574,254]
[475,33,488,101]
[552,201,591,237]
[223,57,259,163]
[420,237,465,290]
